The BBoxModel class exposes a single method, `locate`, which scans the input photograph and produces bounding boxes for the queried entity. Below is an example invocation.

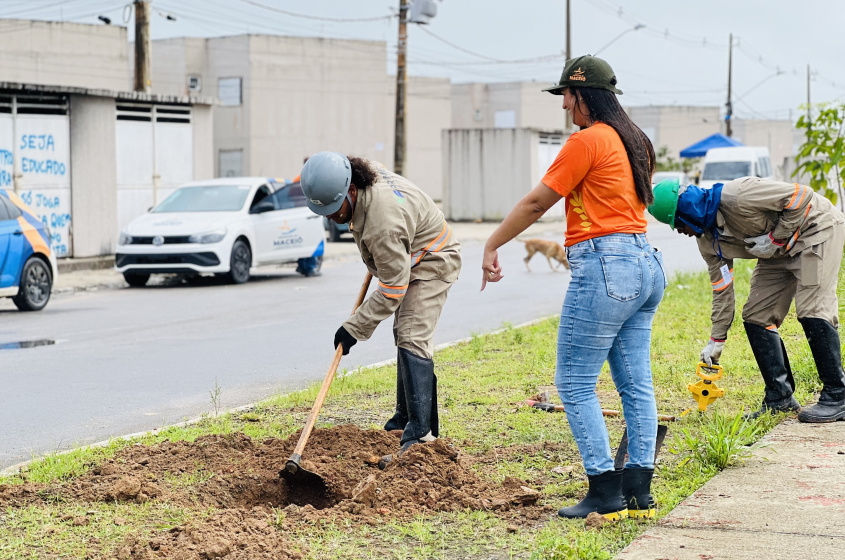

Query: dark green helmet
[543,55,623,95]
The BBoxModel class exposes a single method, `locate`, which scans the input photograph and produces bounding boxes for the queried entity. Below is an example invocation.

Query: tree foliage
[655,146,700,173]
[794,102,845,208]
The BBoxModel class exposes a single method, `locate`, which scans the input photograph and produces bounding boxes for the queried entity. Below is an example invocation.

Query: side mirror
[250,200,275,214]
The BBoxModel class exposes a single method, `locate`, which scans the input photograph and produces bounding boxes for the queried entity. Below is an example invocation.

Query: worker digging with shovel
[650,177,845,421]
[300,152,462,467]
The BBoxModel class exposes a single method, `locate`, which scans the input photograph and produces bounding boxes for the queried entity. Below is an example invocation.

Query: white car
[115,177,325,286]
[652,171,693,187]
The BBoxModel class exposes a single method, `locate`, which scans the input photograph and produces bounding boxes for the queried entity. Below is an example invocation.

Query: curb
[57,256,115,274]
[0,315,555,477]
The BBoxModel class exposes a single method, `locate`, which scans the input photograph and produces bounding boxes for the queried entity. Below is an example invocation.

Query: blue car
[0,189,58,311]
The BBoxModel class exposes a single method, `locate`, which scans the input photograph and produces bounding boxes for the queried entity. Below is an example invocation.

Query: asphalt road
[0,228,702,470]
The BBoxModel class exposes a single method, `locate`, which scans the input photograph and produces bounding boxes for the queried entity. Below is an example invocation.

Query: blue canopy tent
[679,133,743,158]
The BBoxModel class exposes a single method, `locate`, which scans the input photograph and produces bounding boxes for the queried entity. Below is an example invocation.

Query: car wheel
[227,239,251,284]
[123,272,150,287]
[328,221,342,242]
[13,257,52,311]
[296,255,323,277]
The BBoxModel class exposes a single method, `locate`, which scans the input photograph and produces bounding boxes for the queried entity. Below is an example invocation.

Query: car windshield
[153,185,251,212]
[702,162,751,181]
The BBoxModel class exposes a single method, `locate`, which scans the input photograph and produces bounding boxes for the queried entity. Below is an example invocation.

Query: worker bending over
[650,177,845,421]
[300,152,461,464]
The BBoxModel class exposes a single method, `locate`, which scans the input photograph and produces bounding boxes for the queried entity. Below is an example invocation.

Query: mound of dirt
[0,425,547,558]
[335,439,540,517]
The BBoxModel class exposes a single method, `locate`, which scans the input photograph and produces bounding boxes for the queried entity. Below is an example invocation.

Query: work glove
[700,337,725,367]
[334,326,357,356]
[744,232,783,259]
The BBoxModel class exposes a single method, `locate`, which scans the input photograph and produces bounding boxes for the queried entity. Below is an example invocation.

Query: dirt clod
[585,511,610,529]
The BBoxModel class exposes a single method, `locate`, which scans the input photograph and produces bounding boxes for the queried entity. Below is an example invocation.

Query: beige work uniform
[695,177,845,340]
[343,162,461,359]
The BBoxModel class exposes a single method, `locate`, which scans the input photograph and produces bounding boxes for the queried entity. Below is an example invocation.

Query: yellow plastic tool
[687,362,725,412]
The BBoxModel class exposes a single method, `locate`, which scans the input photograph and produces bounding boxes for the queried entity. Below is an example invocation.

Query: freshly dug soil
[0,425,547,559]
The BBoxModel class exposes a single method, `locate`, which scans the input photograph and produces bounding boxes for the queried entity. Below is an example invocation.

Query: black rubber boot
[797,318,845,423]
[622,467,656,519]
[384,349,408,432]
[378,348,439,469]
[558,470,628,520]
[744,322,801,419]
[398,348,438,445]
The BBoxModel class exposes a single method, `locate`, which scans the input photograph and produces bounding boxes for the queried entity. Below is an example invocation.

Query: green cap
[543,55,623,95]
[648,179,680,228]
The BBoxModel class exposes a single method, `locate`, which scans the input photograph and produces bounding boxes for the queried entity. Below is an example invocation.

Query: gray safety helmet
[300,151,352,216]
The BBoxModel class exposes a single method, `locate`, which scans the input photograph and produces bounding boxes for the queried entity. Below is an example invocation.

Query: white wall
[69,95,117,257]
[0,20,129,91]
[442,128,534,221]
[206,36,251,178]
[732,118,796,181]
[626,106,721,160]
[402,76,452,201]
[451,81,566,131]
[247,35,392,179]
[147,34,451,198]
[192,104,214,181]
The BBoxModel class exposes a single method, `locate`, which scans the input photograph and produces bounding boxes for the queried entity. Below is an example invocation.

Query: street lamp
[594,24,645,56]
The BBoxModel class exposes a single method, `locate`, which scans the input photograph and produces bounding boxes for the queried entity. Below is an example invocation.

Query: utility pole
[134,1,151,93]
[393,0,409,175]
[806,64,812,140]
[565,0,572,130]
[725,33,733,137]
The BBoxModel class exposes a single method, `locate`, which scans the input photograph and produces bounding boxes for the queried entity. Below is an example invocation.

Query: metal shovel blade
[278,454,329,493]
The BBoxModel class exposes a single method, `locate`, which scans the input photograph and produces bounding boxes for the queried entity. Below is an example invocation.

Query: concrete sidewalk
[617,419,845,560]
[52,220,565,294]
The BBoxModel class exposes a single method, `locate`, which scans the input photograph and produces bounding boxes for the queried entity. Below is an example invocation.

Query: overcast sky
[4,0,843,121]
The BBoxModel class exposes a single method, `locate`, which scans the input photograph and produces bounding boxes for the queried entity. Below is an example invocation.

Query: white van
[699,146,773,189]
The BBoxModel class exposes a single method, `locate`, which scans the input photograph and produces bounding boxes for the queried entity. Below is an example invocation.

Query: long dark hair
[571,86,655,206]
[347,156,378,190]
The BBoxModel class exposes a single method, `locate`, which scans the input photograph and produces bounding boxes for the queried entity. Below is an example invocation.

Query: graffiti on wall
[0,116,72,257]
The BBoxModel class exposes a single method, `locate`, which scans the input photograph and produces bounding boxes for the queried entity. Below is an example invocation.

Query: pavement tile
[616,420,845,559]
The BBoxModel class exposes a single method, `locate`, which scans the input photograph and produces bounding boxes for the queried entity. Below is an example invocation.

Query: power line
[233,0,394,23]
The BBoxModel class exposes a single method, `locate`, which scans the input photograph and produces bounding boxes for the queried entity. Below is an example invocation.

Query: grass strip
[2,258,843,559]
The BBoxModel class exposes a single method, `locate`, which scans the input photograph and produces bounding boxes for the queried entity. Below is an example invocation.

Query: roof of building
[0,81,216,106]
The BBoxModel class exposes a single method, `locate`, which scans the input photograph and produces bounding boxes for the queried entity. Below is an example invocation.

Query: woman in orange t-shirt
[482,55,667,522]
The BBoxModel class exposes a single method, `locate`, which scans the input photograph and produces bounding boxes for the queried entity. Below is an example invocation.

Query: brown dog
[517,238,570,272]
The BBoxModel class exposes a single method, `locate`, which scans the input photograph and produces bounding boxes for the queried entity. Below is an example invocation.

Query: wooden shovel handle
[289,272,374,464]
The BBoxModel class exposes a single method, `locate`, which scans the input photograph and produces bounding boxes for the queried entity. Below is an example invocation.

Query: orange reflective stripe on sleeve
[786,204,812,251]
[377,281,408,299]
[711,268,734,292]
[786,183,808,210]
[411,221,451,267]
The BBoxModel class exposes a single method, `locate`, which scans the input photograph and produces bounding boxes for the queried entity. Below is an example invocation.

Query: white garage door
[0,94,72,257]
[116,103,193,232]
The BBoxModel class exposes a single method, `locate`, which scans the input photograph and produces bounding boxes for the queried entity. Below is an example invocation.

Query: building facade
[144,35,451,200]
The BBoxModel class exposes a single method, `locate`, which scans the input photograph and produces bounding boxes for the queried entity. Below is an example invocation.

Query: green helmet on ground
[648,179,680,228]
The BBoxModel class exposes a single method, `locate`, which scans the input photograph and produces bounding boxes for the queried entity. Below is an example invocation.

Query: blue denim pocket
[600,255,642,301]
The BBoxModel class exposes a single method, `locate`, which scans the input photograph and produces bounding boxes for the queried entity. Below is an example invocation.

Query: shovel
[279,271,373,491]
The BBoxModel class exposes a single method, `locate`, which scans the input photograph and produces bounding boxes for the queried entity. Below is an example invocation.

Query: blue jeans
[556,233,667,475]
